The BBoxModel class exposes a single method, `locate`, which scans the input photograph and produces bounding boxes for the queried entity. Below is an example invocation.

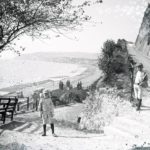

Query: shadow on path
[140,109,150,111]
[140,105,150,111]
[57,134,105,139]
[57,135,90,139]
[0,121,25,135]
[54,119,78,130]
[141,105,150,108]
[131,147,150,150]
[0,121,25,130]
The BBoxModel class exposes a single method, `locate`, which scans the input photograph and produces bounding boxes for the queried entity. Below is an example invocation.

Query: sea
[0,59,86,89]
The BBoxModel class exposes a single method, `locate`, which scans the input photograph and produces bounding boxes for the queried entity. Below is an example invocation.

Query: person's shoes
[52,133,58,137]
[42,133,46,136]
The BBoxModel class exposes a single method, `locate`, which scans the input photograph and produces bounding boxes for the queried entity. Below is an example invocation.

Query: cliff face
[135,4,150,57]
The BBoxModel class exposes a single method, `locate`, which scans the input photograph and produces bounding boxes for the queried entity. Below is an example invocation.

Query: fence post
[130,65,134,102]
[17,103,20,111]
[36,99,38,111]
[27,97,29,111]
[33,99,34,109]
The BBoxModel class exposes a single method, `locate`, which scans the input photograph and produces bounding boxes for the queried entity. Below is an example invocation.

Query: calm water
[0,59,86,89]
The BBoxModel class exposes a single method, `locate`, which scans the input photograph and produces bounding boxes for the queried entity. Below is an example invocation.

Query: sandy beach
[0,60,101,97]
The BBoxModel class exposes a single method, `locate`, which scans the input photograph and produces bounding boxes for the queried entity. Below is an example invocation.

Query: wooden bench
[0,97,18,124]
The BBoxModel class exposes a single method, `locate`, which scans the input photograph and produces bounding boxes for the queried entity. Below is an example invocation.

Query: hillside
[135,4,150,57]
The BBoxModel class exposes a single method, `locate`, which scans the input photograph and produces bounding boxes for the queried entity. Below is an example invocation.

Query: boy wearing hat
[38,89,57,137]
[134,63,148,110]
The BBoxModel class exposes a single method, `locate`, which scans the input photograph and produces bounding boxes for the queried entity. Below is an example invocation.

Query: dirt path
[0,103,144,150]
[1,99,150,150]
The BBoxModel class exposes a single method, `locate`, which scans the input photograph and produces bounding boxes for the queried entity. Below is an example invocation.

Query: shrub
[17,91,24,98]
[98,39,128,82]
[98,40,116,81]
[59,88,87,103]
[112,55,125,73]
[66,80,71,89]
[51,88,87,105]
[70,88,87,102]
[117,39,127,52]
[77,81,83,90]
[78,88,133,131]
[59,81,64,90]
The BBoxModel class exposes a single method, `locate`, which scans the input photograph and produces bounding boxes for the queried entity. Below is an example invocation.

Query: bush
[66,80,72,89]
[70,88,87,102]
[51,88,87,105]
[59,88,87,103]
[77,81,82,90]
[117,39,127,52]
[98,39,128,82]
[98,40,116,81]
[78,88,133,131]
[59,81,64,90]
[112,56,125,74]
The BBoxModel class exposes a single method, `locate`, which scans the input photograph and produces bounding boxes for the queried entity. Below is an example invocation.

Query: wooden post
[129,63,134,102]
[77,117,81,124]
[131,70,134,101]
[36,99,38,111]
[27,97,29,111]
[17,103,20,111]
[33,99,34,109]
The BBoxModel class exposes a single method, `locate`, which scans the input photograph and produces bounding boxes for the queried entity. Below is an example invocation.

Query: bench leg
[3,113,6,124]
[11,112,14,121]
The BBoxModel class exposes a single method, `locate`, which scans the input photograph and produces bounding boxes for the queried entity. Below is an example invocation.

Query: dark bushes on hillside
[59,81,64,90]
[98,40,116,82]
[98,39,128,82]
[77,81,82,90]
[66,80,72,89]
[51,88,87,105]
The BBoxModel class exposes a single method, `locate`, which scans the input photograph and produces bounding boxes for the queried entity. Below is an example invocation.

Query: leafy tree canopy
[0,0,102,54]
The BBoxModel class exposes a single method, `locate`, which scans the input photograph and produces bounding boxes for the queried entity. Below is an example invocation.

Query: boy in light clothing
[134,63,147,111]
[38,90,57,137]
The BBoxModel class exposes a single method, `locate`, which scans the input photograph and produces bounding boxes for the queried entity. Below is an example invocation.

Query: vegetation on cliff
[98,39,128,83]
[78,39,135,131]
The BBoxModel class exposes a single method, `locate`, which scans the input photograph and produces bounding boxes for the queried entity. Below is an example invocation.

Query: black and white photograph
[0,0,150,149]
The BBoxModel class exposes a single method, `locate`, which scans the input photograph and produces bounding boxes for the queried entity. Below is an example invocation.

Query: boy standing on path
[134,63,148,111]
[38,90,57,137]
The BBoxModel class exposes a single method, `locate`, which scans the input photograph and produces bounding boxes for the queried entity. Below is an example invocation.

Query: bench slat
[0,97,18,124]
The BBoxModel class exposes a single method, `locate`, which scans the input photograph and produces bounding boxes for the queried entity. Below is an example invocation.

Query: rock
[135,4,150,57]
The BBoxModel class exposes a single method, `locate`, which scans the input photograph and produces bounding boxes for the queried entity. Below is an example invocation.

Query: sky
[1,0,150,58]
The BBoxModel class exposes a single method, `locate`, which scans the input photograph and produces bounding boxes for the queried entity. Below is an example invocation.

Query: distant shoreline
[0,51,100,97]
[0,59,87,89]
[0,63,100,97]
